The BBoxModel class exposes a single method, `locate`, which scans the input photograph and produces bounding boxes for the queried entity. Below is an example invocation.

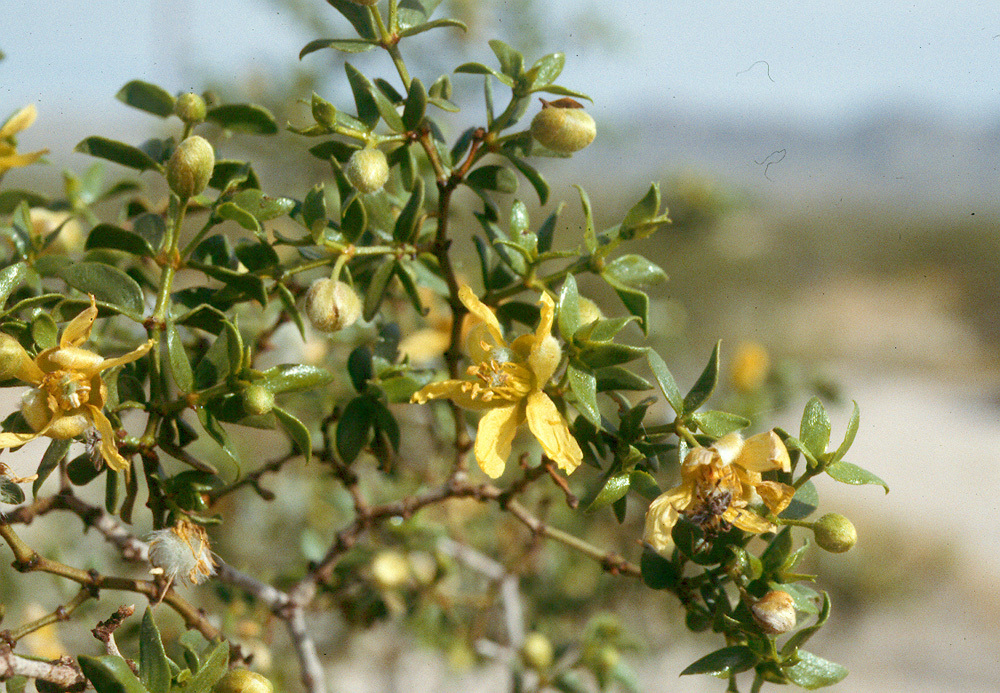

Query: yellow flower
[644,431,794,551]
[0,105,48,176]
[0,297,153,473]
[730,341,770,393]
[411,286,583,478]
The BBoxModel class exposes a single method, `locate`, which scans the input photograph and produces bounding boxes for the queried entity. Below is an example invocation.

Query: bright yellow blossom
[411,286,583,478]
[644,431,794,551]
[0,297,153,473]
[0,105,48,176]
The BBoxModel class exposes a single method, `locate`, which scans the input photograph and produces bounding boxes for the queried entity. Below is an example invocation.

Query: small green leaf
[557,274,580,341]
[345,63,380,130]
[0,190,48,214]
[274,406,313,463]
[393,176,425,242]
[646,350,683,416]
[230,189,295,222]
[341,196,368,242]
[620,183,661,234]
[139,608,171,693]
[832,400,860,463]
[299,37,377,58]
[577,342,646,369]
[166,324,194,393]
[75,137,161,172]
[594,366,651,392]
[31,313,57,350]
[315,0,377,40]
[466,165,518,194]
[85,223,155,257]
[33,439,70,497]
[60,262,145,318]
[799,397,832,458]
[260,364,335,394]
[489,39,524,79]
[363,259,396,321]
[0,263,27,306]
[78,655,150,693]
[502,153,550,205]
[640,546,678,590]
[825,461,889,493]
[567,363,600,427]
[785,651,849,689]
[527,52,565,88]
[337,396,374,464]
[602,254,667,289]
[184,639,228,693]
[398,17,468,38]
[215,201,261,234]
[680,646,756,676]
[402,78,428,131]
[587,472,630,511]
[682,341,721,413]
[115,80,175,117]
[629,470,661,500]
[0,476,25,504]
[602,274,649,334]
[780,480,819,520]
[690,410,749,437]
[206,104,278,135]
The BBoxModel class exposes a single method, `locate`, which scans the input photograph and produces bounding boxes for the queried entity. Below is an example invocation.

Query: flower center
[465,359,533,402]
[41,371,92,411]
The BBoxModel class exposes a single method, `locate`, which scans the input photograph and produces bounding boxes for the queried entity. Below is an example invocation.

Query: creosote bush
[0,1,888,692]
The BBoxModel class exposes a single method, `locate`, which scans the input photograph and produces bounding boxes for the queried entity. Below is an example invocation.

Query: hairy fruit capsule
[241,384,275,416]
[813,513,858,553]
[214,669,274,693]
[174,93,207,124]
[530,98,596,154]
[167,135,215,199]
[750,590,797,635]
[305,278,362,333]
[345,147,389,194]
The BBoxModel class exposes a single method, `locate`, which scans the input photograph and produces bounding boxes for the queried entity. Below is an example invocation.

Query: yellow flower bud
[0,334,29,381]
[345,147,389,194]
[750,590,796,635]
[213,669,274,693]
[813,513,857,553]
[241,384,275,416]
[167,135,215,199]
[520,632,554,671]
[304,278,362,333]
[730,341,770,392]
[174,93,207,124]
[530,98,596,154]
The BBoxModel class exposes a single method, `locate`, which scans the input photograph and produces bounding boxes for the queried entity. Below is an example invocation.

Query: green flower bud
[750,590,796,635]
[304,278,362,333]
[174,93,207,124]
[813,513,858,553]
[520,632,554,671]
[213,669,274,693]
[345,148,389,194]
[167,136,215,199]
[241,384,275,416]
[530,98,596,154]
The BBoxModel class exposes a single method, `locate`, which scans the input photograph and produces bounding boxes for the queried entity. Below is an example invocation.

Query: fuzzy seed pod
[750,590,797,635]
[213,669,274,693]
[167,135,215,199]
[147,519,216,585]
[530,98,596,154]
[241,384,275,416]
[520,632,554,671]
[305,278,362,333]
[345,147,389,194]
[174,93,207,124]
[813,513,858,553]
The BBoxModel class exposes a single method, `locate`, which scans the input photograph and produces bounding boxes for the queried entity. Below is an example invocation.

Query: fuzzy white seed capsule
[304,278,362,333]
[530,98,596,154]
[345,148,389,194]
[147,520,216,585]
[167,136,215,199]
[750,590,797,635]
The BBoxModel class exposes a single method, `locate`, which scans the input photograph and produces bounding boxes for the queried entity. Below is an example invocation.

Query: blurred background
[4,0,1000,691]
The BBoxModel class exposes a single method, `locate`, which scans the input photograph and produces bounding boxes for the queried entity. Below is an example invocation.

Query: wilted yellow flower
[0,297,153,473]
[644,431,794,551]
[147,518,216,585]
[730,341,770,392]
[0,105,48,176]
[411,286,582,478]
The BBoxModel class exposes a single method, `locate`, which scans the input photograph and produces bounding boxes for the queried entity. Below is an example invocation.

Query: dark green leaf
[393,176,425,242]
[341,196,368,242]
[78,655,150,693]
[337,396,373,463]
[799,397,832,458]
[190,262,267,307]
[183,639,228,693]
[363,259,396,321]
[594,366,651,392]
[347,346,373,392]
[115,80,175,117]
[302,184,328,241]
[274,406,313,463]
[0,476,25,504]
[67,454,103,486]
[0,262,27,307]
[782,592,832,654]
[345,63,380,130]
[33,439,70,497]
[60,262,145,318]
[576,342,646,369]
[825,461,889,493]
[261,364,335,394]
[567,363,600,427]
[682,341,721,413]
[31,313,57,350]
[466,165,518,194]
[206,104,278,135]
[690,410,749,437]
[75,137,161,172]
[502,152,549,205]
[680,646,756,676]
[629,470,661,500]
[785,651,849,689]
[299,37,376,58]
[0,190,48,214]
[370,85,406,132]
[133,212,166,250]
[209,160,261,191]
[586,472,630,511]
[557,274,580,341]
[215,201,261,234]
[166,324,194,393]
[231,189,295,222]
[234,241,280,272]
[139,608,171,693]
[602,274,649,334]
[779,480,819,520]
[85,224,155,257]
[640,546,678,589]
[402,78,427,131]
[319,0,377,40]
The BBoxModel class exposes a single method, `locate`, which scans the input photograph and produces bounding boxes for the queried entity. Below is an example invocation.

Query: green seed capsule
[345,148,389,194]
[167,136,215,199]
[530,98,596,154]
[214,669,274,693]
[813,513,858,553]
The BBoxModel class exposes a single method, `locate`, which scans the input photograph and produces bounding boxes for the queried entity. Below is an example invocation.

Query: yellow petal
[0,105,38,139]
[458,285,504,346]
[711,432,744,466]
[474,401,523,478]
[0,149,47,174]
[755,480,795,516]
[0,333,44,384]
[97,339,155,372]
[644,491,680,552]
[524,390,582,474]
[0,430,43,449]
[61,297,98,348]
[398,327,451,364]
[737,430,790,473]
[528,334,561,386]
[87,405,129,474]
[411,379,495,411]
[726,506,776,534]
[534,292,555,343]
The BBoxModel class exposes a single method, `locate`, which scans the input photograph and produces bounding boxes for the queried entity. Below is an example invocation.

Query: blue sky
[3,0,999,142]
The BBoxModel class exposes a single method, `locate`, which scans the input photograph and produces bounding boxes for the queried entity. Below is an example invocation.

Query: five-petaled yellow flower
[0,105,49,176]
[644,431,795,551]
[411,286,583,478]
[0,297,153,473]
